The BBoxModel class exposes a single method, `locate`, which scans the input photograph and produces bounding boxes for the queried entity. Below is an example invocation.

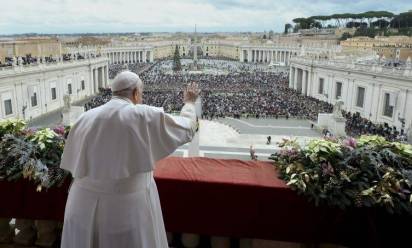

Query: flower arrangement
[270,136,412,214]
[0,119,70,191]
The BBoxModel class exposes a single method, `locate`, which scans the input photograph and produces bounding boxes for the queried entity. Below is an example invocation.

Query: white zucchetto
[111,71,142,92]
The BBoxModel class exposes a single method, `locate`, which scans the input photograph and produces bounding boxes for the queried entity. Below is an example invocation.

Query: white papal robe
[60,96,196,248]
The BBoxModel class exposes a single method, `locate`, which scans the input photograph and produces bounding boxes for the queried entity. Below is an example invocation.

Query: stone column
[285,51,288,65]
[94,68,99,93]
[289,67,294,88]
[302,70,308,95]
[293,67,298,90]
[103,66,107,87]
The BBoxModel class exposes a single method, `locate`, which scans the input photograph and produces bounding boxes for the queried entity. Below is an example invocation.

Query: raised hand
[183,82,200,103]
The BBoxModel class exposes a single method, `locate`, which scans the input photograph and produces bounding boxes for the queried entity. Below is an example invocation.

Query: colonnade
[289,66,310,96]
[106,50,153,64]
[240,49,296,64]
[91,65,109,92]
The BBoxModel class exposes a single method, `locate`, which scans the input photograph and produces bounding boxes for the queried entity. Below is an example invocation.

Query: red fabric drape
[0,157,409,246]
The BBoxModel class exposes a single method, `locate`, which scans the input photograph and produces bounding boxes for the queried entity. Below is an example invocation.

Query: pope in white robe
[60,71,199,248]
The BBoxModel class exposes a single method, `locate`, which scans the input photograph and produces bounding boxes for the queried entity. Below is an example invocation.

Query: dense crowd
[84,88,112,111]
[109,62,153,79]
[0,52,97,68]
[344,111,407,142]
[99,59,332,121]
[84,59,406,141]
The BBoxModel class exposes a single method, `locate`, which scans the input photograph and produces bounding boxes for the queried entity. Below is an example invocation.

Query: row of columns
[106,51,153,64]
[241,49,294,65]
[91,65,109,93]
[289,66,310,96]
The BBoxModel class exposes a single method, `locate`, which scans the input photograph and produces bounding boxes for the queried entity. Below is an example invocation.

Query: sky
[0,0,411,34]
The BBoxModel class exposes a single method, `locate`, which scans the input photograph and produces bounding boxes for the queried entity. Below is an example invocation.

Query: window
[4,99,12,115]
[356,87,365,108]
[335,82,342,99]
[318,78,324,94]
[81,80,85,90]
[68,84,72,94]
[383,93,394,117]
[31,92,38,107]
[51,88,57,100]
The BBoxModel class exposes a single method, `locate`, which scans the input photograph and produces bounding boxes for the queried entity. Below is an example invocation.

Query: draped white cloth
[60,97,196,248]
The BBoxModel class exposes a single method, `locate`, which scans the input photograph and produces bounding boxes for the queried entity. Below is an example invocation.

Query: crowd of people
[0,52,97,68]
[83,59,407,142]
[101,60,332,121]
[109,62,154,79]
[84,88,112,111]
[344,111,407,142]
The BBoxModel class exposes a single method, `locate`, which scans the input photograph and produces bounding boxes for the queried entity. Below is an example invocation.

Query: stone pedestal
[330,117,346,137]
[62,106,85,126]
[317,113,346,137]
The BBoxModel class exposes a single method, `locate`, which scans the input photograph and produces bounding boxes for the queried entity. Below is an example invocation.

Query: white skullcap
[111,71,142,92]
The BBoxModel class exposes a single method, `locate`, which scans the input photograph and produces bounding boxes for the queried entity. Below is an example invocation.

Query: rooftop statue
[63,94,71,112]
[333,98,344,119]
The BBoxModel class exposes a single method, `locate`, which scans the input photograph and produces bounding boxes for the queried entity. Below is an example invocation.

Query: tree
[372,19,390,29]
[390,11,412,28]
[284,23,292,34]
[172,45,182,72]
[263,34,267,39]
[268,30,274,39]
[340,32,353,41]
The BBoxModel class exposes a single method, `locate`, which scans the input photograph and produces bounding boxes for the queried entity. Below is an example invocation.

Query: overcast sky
[1,0,411,34]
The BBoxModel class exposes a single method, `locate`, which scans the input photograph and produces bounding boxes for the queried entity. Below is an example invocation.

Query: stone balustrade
[0,218,347,248]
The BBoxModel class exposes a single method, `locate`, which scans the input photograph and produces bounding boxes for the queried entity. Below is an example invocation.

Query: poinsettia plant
[270,136,412,214]
[0,119,70,191]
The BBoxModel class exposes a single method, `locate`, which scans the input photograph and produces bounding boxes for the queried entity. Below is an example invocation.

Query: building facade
[289,57,412,131]
[0,57,108,121]
[0,38,62,64]
[341,36,412,61]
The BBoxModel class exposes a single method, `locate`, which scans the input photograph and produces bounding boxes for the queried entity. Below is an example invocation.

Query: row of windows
[2,80,86,117]
[317,78,394,118]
